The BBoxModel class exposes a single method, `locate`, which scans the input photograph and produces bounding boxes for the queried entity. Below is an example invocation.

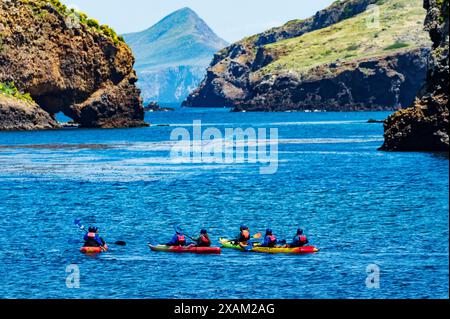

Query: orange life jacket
[241,230,250,241]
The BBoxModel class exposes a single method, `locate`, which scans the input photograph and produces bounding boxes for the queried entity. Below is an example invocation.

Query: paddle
[74,219,126,249]
[174,225,197,243]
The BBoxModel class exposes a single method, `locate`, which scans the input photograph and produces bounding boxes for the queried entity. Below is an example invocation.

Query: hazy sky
[62,0,335,42]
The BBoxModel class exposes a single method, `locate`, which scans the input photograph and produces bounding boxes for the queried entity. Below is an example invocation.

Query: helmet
[88,226,99,233]
[266,229,273,235]
[297,228,304,235]
[200,229,208,234]
[240,225,248,231]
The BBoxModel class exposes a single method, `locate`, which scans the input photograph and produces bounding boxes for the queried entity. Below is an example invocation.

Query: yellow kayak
[219,238,319,254]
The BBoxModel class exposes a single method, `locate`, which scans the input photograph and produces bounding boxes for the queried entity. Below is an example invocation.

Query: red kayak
[148,244,221,254]
[80,245,109,254]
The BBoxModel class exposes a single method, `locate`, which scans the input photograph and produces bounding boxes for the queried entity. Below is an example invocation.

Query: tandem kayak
[219,239,319,254]
[148,244,221,254]
[80,245,108,254]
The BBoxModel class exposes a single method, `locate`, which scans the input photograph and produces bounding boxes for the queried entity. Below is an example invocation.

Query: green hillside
[260,0,430,76]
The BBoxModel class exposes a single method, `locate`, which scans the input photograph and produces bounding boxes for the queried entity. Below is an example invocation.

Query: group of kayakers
[235,225,309,248]
[82,225,309,250]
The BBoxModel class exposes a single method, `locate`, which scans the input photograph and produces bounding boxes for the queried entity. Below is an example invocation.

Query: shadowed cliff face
[0,0,146,130]
[381,0,449,152]
[183,0,430,111]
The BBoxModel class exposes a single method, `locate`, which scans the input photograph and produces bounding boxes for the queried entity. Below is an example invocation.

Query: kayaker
[290,229,309,248]
[236,225,251,244]
[166,229,187,247]
[261,229,277,248]
[194,229,212,247]
[83,226,106,248]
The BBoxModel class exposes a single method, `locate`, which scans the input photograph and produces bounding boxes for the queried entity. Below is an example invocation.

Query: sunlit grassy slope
[260,0,430,76]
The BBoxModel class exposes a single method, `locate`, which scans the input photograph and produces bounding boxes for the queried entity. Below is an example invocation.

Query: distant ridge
[123,8,228,103]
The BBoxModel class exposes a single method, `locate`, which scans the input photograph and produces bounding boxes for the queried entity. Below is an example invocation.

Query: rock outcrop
[0,94,60,130]
[183,0,431,111]
[381,0,449,152]
[0,0,146,130]
[232,49,429,112]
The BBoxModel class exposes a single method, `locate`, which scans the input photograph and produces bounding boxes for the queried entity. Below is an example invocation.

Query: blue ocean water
[0,110,448,299]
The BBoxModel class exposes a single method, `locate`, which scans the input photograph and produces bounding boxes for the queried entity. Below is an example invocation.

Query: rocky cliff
[381,0,449,151]
[0,0,146,130]
[183,0,431,111]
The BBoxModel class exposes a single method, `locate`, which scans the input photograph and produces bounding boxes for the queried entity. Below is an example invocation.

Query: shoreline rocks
[381,0,449,152]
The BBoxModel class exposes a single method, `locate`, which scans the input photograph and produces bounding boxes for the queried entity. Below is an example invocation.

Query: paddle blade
[74,219,81,226]
[114,241,127,246]
[253,233,262,239]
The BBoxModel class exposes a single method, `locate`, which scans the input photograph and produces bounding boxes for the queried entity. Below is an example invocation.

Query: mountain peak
[172,7,197,16]
[123,8,228,66]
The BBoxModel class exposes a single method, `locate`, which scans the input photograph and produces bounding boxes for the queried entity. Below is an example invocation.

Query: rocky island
[381,0,449,152]
[0,0,146,130]
[183,0,431,112]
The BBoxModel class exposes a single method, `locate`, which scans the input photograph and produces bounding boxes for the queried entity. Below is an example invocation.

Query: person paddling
[235,225,251,245]
[166,228,187,247]
[194,229,212,247]
[261,229,277,248]
[289,229,309,248]
[83,226,106,248]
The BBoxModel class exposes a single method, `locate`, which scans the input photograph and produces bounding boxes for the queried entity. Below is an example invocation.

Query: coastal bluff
[0,0,146,130]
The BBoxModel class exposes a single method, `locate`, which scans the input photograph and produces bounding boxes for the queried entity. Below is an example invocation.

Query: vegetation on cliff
[37,0,125,44]
[0,82,34,104]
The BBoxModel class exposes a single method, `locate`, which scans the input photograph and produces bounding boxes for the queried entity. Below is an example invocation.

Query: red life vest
[241,230,250,241]
[200,235,210,244]
[268,235,277,243]
[87,232,96,238]
[299,235,307,243]
[177,234,186,244]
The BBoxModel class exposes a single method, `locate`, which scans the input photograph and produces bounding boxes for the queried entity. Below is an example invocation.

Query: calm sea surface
[0,109,448,299]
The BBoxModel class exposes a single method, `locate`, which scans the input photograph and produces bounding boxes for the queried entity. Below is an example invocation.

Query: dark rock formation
[381,0,449,152]
[232,49,429,112]
[144,102,175,112]
[0,94,60,130]
[0,0,146,130]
